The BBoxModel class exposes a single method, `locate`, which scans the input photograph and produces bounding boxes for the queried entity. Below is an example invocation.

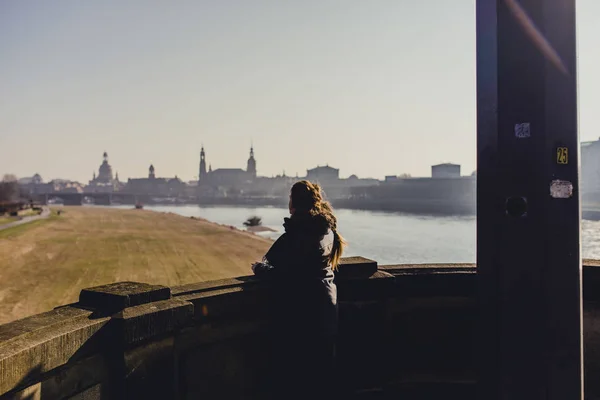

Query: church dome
[97,152,114,183]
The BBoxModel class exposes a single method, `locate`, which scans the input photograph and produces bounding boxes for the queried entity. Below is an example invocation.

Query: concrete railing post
[78,282,193,400]
[335,257,395,395]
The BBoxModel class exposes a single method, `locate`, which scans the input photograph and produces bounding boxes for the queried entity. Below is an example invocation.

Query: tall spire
[247,144,257,178]
[199,145,207,181]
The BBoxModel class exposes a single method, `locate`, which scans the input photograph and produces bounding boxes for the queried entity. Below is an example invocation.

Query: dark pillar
[476,0,582,399]
[335,257,395,396]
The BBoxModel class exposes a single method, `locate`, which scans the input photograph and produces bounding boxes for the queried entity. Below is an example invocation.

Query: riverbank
[0,206,271,324]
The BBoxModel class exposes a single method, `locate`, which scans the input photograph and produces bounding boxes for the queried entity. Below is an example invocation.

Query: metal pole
[476,0,583,399]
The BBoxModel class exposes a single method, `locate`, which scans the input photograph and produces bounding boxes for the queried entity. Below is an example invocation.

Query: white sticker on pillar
[515,123,531,138]
[550,180,573,199]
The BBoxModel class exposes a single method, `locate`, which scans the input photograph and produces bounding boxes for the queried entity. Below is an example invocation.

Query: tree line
[0,174,23,203]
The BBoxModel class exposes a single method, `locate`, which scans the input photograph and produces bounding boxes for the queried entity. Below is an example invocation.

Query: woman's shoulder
[285,214,330,235]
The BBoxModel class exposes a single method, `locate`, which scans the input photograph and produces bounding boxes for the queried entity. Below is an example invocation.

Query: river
[112,205,600,265]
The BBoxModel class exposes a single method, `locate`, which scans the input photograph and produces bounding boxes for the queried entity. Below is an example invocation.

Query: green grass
[0,219,50,239]
[0,207,271,325]
[0,213,57,239]
[0,217,16,226]
[18,209,40,217]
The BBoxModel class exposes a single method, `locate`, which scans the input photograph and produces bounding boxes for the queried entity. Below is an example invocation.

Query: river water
[114,205,600,265]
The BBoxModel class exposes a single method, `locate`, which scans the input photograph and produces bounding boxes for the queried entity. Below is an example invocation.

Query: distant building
[432,163,461,179]
[87,152,122,192]
[18,174,49,196]
[125,165,185,197]
[93,152,113,183]
[306,165,339,183]
[209,168,251,187]
[198,146,257,190]
[20,175,84,196]
[198,146,208,182]
[582,138,600,195]
[18,174,43,186]
[302,166,380,199]
[50,180,85,193]
[247,146,257,178]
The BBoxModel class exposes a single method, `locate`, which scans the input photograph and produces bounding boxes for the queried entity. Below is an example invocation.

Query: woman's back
[261,213,338,335]
[251,181,345,398]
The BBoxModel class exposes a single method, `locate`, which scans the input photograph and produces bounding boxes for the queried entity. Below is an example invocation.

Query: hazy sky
[1,1,599,182]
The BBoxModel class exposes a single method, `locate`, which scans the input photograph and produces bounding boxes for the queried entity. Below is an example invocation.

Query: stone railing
[1,258,600,399]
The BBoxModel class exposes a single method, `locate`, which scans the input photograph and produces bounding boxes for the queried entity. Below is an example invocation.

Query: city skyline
[20,146,436,184]
[2,1,600,181]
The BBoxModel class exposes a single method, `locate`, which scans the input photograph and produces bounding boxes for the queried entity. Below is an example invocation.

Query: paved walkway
[0,207,51,232]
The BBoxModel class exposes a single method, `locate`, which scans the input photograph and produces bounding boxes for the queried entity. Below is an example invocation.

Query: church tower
[149,164,155,179]
[199,146,207,181]
[97,151,114,183]
[247,146,257,178]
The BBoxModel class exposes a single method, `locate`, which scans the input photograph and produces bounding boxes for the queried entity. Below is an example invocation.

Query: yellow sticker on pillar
[557,147,569,164]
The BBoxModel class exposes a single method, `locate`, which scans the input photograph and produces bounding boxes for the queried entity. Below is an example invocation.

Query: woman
[252,180,345,397]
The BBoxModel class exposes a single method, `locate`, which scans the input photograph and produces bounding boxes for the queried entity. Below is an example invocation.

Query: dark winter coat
[253,212,338,336]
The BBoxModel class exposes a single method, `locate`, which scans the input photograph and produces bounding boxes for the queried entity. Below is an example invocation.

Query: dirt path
[0,207,50,231]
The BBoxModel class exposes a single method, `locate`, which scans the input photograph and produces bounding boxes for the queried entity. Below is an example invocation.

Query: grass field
[0,217,14,226]
[0,207,271,325]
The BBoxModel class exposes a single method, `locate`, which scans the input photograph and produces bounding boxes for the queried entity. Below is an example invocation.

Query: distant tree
[399,173,412,178]
[243,216,262,227]
[0,174,19,203]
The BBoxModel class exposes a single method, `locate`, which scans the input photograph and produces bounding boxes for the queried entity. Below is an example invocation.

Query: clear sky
[1,1,598,182]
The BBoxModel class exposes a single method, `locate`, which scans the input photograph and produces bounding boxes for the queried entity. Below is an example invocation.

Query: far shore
[246,225,277,233]
[48,200,600,220]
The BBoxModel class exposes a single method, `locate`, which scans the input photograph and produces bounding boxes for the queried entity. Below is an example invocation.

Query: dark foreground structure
[477,0,582,398]
[0,257,599,399]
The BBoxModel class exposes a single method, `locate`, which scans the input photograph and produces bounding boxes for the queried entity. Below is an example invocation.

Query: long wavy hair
[290,180,346,269]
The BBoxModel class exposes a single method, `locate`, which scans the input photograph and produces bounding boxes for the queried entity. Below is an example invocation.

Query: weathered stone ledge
[0,309,110,396]
[1,258,599,399]
[171,276,262,297]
